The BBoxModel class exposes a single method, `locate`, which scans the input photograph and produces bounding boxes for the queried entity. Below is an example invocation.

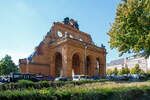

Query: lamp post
[26,58,29,73]
[84,43,88,75]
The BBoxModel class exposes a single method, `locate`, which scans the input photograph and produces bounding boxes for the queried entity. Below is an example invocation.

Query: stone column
[62,45,72,78]
[80,55,85,75]
[99,57,103,77]
[103,54,106,76]
[99,54,106,77]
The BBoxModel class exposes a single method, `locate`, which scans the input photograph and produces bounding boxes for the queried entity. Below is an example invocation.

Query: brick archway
[55,52,62,77]
[72,53,80,75]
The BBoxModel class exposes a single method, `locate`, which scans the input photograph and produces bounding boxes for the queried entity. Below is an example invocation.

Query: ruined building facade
[19,18,106,78]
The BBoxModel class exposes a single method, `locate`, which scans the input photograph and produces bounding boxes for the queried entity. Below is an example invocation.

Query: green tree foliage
[124,66,130,75]
[118,69,122,75]
[146,70,150,74]
[130,64,144,74]
[108,0,150,58]
[118,67,125,75]
[0,55,18,75]
[118,67,130,75]
[106,69,113,75]
[140,69,145,74]
[112,67,118,75]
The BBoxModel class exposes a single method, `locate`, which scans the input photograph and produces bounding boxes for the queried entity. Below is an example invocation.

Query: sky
[0,0,132,65]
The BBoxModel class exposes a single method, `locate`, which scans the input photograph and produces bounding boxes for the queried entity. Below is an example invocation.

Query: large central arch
[72,53,80,75]
[55,52,62,77]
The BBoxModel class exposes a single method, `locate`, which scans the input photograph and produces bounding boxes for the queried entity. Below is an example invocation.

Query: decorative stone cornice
[48,37,106,54]
[20,62,50,66]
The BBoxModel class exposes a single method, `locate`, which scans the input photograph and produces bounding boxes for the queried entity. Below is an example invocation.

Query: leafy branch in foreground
[108,0,150,58]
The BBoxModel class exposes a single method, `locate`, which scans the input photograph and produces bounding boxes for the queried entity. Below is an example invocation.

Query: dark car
[139,74,147,80]
[92,76,102,80]
[118,76,129,81]
[0,77,3,82]
[55,77,72,81]
[36,76,45,81]
[45,77,55,81]
[10,73,39,82]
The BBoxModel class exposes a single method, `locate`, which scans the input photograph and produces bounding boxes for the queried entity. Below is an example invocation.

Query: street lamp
[26,58,29,73]
[84,43,88,75]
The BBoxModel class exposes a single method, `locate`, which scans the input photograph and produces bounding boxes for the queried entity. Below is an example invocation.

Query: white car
[73,75,90,81]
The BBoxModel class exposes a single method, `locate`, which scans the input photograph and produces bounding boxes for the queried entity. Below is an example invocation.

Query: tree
[130,64,142,74]
[106,69,113,75]
[112,67,118,75]
[146,70,150,74]
[0,55,18,75]
[118,67,125,75]
[140,69,145,74]
[118,69,123,75]
[124,67,130,75]
[108,0,150,58]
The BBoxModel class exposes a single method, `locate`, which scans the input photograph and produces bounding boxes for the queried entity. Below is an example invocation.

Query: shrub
[0,79,109,91]
[1,86,150,100]
[18,80,34,88]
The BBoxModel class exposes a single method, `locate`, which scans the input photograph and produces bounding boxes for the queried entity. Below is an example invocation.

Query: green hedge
[0,79,109,91]
[0,86,150,100]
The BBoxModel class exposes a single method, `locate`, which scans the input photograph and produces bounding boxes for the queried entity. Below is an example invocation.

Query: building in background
[107,56,149,72]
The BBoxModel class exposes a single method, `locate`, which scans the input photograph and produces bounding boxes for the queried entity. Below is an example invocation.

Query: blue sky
[0,0,131,64]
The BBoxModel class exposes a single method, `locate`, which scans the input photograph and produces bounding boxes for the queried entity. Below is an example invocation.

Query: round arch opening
[72,53,80,75]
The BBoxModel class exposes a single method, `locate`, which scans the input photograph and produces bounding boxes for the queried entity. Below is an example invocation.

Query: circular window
[58,31,63,37]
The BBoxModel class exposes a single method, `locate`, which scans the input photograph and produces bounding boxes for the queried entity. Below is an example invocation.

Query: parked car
[139,74,147,80]
[45,76,55,81]
[0,77,3,82]
[92,76,102,80]
[55,77,72,81]
[118,75,129,81]
[10,73,39,82]
[73,75,90,81]
[36,75,45,81]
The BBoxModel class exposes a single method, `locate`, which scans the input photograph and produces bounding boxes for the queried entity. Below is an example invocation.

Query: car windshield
[74,76,79,79]
[80,76,86,79]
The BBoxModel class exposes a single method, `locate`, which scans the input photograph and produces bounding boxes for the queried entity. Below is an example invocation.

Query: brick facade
[19,18,107,77]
